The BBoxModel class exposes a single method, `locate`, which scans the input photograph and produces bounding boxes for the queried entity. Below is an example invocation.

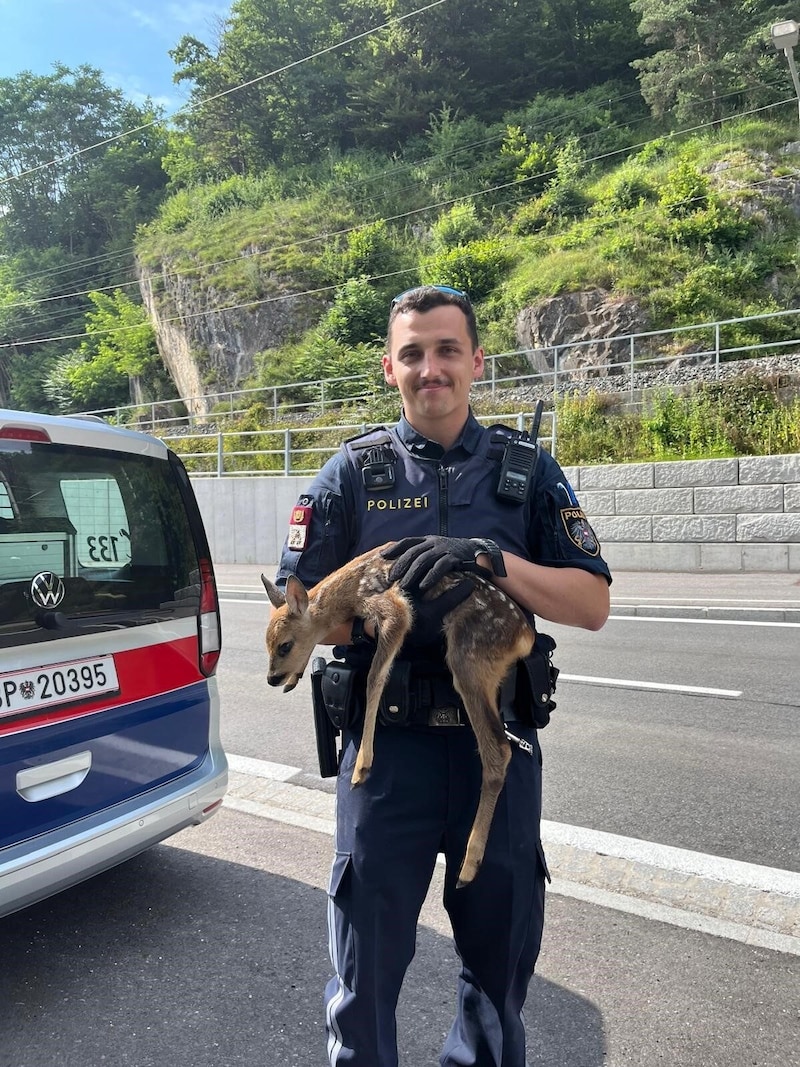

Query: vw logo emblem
[30,571,66,609]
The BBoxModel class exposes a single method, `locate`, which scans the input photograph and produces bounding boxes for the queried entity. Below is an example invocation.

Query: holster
[514,632,559,729]
[310,657,340,778]
[310,657,367,777]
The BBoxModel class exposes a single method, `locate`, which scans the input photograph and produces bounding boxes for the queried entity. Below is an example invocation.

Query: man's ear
[382,352,397,387]
[472,346,485,381]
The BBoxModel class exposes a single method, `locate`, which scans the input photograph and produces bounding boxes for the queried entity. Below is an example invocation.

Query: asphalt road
[1,810,798,1067]
[220,596,800,873]
[2,584,799,1066]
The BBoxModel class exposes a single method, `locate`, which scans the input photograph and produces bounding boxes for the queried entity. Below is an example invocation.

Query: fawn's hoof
[456,863,479,889]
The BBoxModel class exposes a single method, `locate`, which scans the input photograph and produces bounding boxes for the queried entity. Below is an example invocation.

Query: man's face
[382,304,484,432]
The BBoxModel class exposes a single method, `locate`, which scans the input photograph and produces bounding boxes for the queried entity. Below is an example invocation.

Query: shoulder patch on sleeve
[287,502,313,551]
[560,507,600,556]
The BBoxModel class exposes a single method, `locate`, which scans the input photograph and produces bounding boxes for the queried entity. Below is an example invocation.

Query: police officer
[274,285,611,1066]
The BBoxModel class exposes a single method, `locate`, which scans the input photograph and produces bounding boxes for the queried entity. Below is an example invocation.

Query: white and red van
[0,409,227,917]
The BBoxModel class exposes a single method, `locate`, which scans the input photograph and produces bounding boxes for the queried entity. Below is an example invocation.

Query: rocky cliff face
[138,261,323,416]
[515,288,648,374]
[136,144,800,414]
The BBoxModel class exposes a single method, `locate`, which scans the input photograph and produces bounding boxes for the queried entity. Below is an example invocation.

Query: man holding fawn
[273,285,611,1066]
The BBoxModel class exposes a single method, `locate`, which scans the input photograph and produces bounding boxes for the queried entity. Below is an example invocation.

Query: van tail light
[198,556,221,676]
[0,425,51,442]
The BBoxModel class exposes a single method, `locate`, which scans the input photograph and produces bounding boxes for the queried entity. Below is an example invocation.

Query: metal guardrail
[162,411,557,477]
[478,305,800,403]
[79,373,373,431]
[78,305,800,433]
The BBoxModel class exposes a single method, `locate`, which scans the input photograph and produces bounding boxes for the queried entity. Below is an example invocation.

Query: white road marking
[221,593,800,626]
[227,752,300,780]
[558,673,742,697]
[610,614,800,628]
[613,596,800,605]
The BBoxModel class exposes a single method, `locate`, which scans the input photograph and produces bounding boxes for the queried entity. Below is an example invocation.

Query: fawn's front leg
[351,589,412,787]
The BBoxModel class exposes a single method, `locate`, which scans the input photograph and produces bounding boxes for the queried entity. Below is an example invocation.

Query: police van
[0,409,227,917]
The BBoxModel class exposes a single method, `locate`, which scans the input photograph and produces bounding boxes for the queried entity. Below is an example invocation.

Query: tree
[630,0,789,123]
[0,65,169,256]
[0,66,172,410]
[169,0,644,168]
[42,290,167,413]
[172,0,360,170]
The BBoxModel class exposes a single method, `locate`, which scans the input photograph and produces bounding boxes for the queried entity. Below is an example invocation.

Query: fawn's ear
[284,574,310,617]
[261,574,286,610]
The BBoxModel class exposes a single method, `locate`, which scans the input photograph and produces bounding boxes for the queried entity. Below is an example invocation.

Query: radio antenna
[530,400,543,442]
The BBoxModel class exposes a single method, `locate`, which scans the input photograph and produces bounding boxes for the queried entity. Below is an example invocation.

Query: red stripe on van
[0,635,202,737]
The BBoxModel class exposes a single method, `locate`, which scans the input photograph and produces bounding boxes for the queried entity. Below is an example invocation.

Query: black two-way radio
[496,400,543,504]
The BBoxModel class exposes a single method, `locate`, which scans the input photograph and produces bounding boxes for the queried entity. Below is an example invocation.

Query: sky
[0,0,232,115]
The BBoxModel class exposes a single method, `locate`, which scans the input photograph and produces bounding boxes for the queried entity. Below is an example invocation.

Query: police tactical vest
[341,425,536,562]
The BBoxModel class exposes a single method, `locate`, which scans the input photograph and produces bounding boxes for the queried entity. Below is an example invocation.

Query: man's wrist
[470,538,507,577]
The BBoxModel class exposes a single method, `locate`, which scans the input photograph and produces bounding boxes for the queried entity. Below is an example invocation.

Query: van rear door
[0,420,222,853]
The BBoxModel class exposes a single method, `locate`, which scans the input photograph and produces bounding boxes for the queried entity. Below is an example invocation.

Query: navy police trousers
[324,720,547,1066]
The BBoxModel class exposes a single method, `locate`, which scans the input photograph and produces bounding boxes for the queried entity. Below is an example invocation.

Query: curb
[224,764,800,955]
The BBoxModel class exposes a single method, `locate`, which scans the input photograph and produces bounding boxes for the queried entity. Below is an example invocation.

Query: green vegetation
[553,374,800,466]
[162,369,800,476]
[0,0,798,464]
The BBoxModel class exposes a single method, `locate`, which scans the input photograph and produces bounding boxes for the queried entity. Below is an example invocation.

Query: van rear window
[0,441,201,647]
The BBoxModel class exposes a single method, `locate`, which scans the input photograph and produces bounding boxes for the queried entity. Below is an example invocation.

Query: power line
[6,84,780,324]
[4,97,796,351]
[0,0,449,188]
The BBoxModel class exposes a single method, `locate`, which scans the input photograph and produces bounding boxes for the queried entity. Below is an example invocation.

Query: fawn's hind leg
[445,648,514,887]
[351,589,412,787]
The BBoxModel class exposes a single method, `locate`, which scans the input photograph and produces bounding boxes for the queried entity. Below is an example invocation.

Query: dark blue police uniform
[276,411,611,1067]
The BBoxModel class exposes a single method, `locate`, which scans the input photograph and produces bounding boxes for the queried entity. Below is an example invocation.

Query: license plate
[0,656,119,718]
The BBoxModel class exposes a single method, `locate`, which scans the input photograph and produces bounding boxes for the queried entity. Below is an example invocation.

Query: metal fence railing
[77,305,800,436]
[161,411,557,477]
[476,306,800,404]
[78,372,373,433]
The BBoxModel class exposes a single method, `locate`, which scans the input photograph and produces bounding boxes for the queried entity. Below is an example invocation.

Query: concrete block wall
[191,453,800,572]
[561,454,800,572]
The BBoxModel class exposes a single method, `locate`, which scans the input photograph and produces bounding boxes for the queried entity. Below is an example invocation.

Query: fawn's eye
[277,641,293,657]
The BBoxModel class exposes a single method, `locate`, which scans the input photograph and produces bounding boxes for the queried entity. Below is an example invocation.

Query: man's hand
[403,579,474,647]
[382,536,492,593]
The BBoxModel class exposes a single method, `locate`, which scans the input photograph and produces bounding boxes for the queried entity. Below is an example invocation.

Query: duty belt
[378,662,519,728]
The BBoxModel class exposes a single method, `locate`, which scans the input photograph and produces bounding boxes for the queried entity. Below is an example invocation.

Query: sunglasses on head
[391,285,470,307]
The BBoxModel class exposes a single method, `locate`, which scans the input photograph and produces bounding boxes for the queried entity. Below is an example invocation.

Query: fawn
[261,543,535,886]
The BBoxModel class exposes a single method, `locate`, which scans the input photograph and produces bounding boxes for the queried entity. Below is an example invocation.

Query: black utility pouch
[516,633,559,729]
[378,660,412,725]
[320,661,361,730]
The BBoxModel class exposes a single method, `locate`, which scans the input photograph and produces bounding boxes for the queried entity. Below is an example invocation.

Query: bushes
[555,392,646,465]
[430,202,485,250]
[319,278,386,346]
[420,238,510,302]
[642,374,799,459]
[553,374,800,466]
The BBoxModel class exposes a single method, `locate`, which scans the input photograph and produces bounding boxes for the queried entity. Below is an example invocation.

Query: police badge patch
[287,500,312,551]
[560,507,600,556]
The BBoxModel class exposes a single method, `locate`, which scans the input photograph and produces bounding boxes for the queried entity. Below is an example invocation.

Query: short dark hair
[387,285,479,350]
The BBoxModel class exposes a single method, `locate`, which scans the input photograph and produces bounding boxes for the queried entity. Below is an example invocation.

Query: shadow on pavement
[0,843,605,1067]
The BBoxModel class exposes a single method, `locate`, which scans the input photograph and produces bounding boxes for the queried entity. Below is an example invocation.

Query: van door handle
[16,750,92,802]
